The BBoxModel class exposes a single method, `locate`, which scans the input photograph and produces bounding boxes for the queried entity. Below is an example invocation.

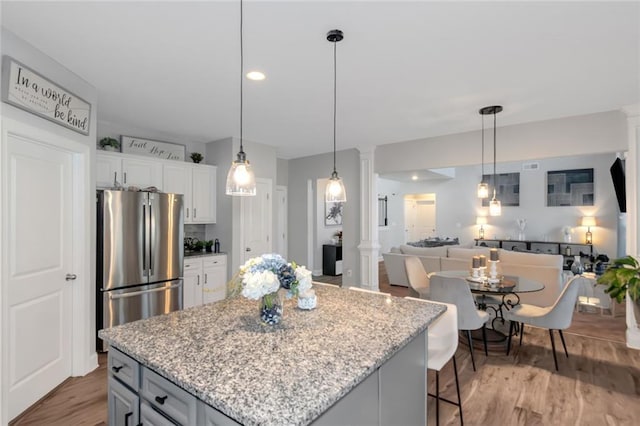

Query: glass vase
[259,291,283,325]
[571,255,584,275]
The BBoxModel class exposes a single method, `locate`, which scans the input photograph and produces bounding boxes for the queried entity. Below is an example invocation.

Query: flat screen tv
[610,157,626,213]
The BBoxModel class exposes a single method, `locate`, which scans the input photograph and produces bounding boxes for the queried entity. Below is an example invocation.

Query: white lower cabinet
[183,255,227,309]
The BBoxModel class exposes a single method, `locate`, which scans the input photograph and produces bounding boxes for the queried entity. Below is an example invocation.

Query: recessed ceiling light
[246,71,265,81]
[411,175,418,181]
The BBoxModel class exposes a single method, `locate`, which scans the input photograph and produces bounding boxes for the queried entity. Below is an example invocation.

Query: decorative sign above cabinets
[1,56,91,135]
[121,136,186,161]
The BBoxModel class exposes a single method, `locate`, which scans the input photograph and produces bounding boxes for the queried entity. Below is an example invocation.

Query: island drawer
[198,400,241,426]
[141,366,197,425]
[108,347,140,391]
[203,256,226,268]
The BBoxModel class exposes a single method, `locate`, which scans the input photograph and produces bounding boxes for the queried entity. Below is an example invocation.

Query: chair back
[406,297,458,371]
[405,256,430,296]
[545,275,584,329]
[430,274,486,330]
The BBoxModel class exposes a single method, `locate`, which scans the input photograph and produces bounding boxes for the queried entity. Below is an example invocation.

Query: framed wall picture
[121,135,186,161]
[547,168,594,206]
[481,172,520,207]
[325,201,344,226]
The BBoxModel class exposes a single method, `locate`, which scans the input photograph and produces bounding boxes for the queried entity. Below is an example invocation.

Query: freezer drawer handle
[65,273,77,281]
[112,365,123,373]
[155,395,168,405]
[108,283,182,300]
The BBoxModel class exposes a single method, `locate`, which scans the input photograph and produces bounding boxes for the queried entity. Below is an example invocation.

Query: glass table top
[433,270,545,294]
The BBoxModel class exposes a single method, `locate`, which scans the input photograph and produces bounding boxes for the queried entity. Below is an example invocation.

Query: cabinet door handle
[194,208,197,218]
[124,411,133,426]
[124,172,127,184]
[186,207,189,218]
[204,273,208,284]
[112,365,123,373]
[155,395,168,405]
[197,275,200,285]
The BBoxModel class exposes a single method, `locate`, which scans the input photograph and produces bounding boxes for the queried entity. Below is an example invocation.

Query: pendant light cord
[481,115,485,177]
[239,0,244,155]
[332,39,337,174]
[492,111,497,194]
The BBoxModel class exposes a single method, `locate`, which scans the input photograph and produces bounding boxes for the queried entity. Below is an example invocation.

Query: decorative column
[622,103,640,350]
[358,147,381,291]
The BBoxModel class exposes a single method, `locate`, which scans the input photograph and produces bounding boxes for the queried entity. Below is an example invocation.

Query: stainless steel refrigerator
[97,190,183,350]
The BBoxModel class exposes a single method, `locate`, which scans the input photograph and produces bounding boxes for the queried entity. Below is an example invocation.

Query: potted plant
[597,255,640,349]
[99,137,120,152]
[190,152,203,163]
[598,256,640,303]
[205,240,214,253]
[194,240,205,252]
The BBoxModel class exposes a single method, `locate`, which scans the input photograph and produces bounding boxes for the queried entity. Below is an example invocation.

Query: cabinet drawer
[141,367,197,425]
[198,400,242,426]
[203,256,226,268]
[140,400,177,426]
[108,347,140,391]
[184,259,203,272]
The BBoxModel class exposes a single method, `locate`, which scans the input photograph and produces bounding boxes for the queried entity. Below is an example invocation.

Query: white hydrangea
[241,270,280,299]
[295,265,313,294]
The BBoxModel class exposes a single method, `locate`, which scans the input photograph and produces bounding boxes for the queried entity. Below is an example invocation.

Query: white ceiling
[2,1,639,160]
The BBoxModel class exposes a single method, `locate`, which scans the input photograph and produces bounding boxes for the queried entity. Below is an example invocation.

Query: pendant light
[477,113,489,198]
[325,29,346,203]
[479,105,503,216]
[226,0,256,196]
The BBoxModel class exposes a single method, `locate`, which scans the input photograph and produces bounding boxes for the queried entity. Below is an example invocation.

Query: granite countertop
[99,284,445,426]
[183,251,227,258]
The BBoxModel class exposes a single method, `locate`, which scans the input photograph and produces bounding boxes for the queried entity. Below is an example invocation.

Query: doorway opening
[404,193,436,244]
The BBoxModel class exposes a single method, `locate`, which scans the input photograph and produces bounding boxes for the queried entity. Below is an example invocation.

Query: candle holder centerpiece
[230,253,312,326]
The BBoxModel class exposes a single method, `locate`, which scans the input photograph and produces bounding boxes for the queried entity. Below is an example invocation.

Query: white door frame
[1,118,96,424]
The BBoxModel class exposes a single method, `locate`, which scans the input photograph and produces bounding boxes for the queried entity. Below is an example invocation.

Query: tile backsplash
[184,224,206,243]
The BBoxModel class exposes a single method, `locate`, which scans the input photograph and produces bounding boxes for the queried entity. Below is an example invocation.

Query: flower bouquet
[230,254,312,325]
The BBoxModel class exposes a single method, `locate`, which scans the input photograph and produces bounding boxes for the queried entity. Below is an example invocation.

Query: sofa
[382,244,566,307]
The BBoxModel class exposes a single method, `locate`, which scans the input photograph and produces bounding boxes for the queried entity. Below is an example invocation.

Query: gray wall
[288,148,360,286]
[277,158,289,187]
[376,110,627,172]
[378,152,619,258]
[1,29,99,366]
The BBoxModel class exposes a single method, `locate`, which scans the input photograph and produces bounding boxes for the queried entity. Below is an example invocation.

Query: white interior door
[242,179,273,261]
[6,132,74,420]
[415,199,436,239]
[404,199,416,243]
[275,186,288,258]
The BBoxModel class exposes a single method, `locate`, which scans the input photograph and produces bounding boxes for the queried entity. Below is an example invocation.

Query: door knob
[246,247,251,252]
[65,273,77,281]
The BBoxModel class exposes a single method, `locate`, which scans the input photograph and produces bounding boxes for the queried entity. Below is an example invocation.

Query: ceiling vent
[523,162,540,171]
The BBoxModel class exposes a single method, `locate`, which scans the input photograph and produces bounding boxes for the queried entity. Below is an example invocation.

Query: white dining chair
[430,274,490,372]
[404,256,431,299]
[348,286,390,296]
[406,297,463,425]
[505,275,584,371]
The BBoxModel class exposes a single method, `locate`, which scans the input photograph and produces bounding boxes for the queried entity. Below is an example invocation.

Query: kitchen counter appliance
[96,190,184,351]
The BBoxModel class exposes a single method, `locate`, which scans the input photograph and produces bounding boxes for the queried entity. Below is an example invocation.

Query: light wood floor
[13,263,636,425]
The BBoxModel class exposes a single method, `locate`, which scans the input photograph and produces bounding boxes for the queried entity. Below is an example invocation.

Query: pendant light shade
[479,105,503,216]
[477,112,489,199]
[226,0,256,196]
[325,29,346,203]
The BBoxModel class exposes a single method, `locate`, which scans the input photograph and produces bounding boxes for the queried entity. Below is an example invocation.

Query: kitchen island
[99,283,445,425]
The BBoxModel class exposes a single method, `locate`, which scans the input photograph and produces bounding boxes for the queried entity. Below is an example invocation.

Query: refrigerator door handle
[149,203,153,276]
[142,204,148,277]
[108,283,182,300]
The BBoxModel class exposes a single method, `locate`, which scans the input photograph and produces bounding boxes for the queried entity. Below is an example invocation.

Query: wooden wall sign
[121,136,186,161]
[1,56,91,135]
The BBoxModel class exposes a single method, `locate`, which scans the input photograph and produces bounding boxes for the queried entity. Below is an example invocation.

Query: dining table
[431,270,545,349]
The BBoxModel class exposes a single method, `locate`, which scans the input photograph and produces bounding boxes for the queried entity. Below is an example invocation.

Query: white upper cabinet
[97,151,217,224]
[191,166,216,224]
[96,152,162,189]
